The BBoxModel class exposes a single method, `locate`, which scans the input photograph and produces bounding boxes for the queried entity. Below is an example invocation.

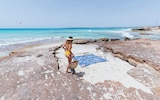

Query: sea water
[0,27,160,53]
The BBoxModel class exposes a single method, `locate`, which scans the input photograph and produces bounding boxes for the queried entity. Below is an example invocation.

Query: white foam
[122,32,134,38]
[0,37,63,47]
[88,30,92,32]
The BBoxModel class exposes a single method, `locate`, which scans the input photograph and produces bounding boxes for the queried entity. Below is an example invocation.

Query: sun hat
[67,36,73,41]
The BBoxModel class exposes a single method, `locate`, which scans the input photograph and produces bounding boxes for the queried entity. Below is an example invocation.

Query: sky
[0,0,160,28]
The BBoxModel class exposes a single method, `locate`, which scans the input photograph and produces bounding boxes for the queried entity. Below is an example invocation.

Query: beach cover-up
[73,54,107,67]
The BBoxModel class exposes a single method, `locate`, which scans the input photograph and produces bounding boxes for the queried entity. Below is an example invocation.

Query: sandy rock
[96,80,160,100]
[110,39,120,41]
[132,27,151,31]
[1,42,160,99]
[128,64,160,96]
[103,39,160,71]
[96,38,109,42]
[153,87,160,97]
[124,37,131,41]
[73,39,95,44]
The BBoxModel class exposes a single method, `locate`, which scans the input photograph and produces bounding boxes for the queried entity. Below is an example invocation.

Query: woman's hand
[62,44,66,50]
[71,54,75,58]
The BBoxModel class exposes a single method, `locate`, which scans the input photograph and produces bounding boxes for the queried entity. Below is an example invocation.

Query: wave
[122,32,134,38]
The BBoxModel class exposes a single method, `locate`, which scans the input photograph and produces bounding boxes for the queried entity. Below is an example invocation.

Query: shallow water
[0,51,10,57]
[0,27,160,52]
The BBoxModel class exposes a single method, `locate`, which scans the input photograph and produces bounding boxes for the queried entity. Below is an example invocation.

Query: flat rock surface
[57,44,152,93]
[0,42,160,100]
[103,39,160,96]
[128,64,160,96]
[103,39,160,71]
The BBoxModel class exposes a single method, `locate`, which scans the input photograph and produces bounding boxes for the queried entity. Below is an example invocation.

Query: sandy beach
[1,39,160,99]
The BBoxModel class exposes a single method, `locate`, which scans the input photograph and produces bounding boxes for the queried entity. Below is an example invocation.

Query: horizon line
[0,25,159,29]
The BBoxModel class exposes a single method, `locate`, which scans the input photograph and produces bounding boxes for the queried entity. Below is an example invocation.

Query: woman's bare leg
[66,56,72,73]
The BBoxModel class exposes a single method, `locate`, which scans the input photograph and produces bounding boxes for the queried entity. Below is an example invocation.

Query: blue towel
[73,54,107,67]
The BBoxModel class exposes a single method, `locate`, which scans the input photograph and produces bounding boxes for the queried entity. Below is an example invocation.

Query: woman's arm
[62,44,66,49]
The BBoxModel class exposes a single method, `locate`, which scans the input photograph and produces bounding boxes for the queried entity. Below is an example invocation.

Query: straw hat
[67,36,73,41]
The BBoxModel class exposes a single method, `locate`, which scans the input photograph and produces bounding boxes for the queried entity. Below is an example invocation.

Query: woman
[62,36,74,73]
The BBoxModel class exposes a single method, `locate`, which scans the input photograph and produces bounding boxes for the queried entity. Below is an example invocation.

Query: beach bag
[69,60,78,69]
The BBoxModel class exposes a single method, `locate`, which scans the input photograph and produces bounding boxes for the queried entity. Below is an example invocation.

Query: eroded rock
[128,64,160,96]
[103,39,160,72]
[0,42,160,99]
[73,39,94,44]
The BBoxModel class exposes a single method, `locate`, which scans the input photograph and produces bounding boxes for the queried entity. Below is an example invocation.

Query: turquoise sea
[0,27,160,53]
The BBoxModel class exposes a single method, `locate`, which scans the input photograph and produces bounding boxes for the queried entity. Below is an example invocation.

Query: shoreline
[1,37,160,72]
[0,51,10,57]
[1,37,160,68]
[0,39,65,59]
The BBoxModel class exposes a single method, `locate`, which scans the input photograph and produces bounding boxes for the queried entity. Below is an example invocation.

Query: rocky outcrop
[102,39,160,97]
[103,39,160,72]
[110,38,120,41]
[73,39,95,44]
[96,38,109,42]
[128,64,160,96]
[132,26,160,33]
[73,38,109,44]
[96,80,160,100]
[1,43,160,99]
[124,37,131,41]
[132,27,151,31]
